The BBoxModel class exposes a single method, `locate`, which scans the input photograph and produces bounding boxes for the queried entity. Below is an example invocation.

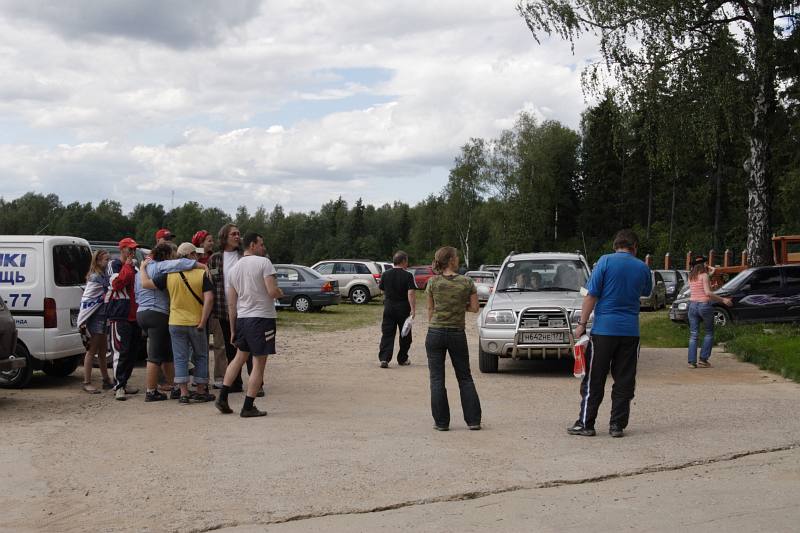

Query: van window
[784,266,800,290]
[748,268,781,291]
[53,245,91,286]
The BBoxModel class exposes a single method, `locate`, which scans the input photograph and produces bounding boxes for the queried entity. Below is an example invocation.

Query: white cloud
[0,0,600,214]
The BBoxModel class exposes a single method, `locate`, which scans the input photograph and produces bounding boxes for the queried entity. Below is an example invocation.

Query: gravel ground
[2,311,799,532]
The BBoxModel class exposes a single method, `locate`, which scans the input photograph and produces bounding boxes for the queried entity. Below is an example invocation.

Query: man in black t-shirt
[378,251,417,368]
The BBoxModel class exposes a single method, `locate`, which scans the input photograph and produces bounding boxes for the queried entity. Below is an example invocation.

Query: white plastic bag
[401,316,413,337]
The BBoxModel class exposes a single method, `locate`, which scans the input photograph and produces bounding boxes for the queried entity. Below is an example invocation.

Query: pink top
[689,273,710,303]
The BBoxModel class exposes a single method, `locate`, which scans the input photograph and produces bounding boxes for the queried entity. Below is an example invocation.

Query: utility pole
[171,190,175,211]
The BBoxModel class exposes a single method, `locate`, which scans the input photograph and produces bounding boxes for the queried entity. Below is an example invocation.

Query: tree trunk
[713,148,722,251]
[646,170,653,239]
[668,166,677,252]
[744,1,776,267]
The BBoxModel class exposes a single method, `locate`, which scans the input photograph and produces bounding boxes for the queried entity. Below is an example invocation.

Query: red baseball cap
[191,230,209,247]
[118,237,138,250]
[155,228,173,241]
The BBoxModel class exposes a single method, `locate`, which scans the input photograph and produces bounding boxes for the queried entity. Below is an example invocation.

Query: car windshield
[719,270,749,292]
[660,271,676,282]
[496,259,587,292]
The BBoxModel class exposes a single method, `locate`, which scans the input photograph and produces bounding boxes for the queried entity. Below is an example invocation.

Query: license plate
[519,332,565,344]
[70,310,78,327]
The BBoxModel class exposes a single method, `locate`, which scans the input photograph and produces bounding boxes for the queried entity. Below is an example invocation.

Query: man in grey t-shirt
[215,232,284,418]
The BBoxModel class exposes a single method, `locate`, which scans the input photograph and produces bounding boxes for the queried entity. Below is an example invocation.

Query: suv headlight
[484,309,516,325]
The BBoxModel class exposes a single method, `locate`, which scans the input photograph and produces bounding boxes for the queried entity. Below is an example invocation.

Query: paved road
[1,314,799,532]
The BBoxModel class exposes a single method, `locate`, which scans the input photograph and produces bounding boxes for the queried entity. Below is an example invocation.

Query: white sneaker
[115,388,126,401]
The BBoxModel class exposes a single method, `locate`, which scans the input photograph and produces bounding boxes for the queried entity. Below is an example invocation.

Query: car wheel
[478,345,499,373]
[43,355,80,377]
[713,307,731,327]
[349,286,370,305]
[293,295,312,313]
[0,342,34,389]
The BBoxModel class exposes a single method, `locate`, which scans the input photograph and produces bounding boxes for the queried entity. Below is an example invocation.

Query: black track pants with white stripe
[577,334,640,430]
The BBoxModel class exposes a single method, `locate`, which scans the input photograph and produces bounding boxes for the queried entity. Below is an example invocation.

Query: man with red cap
[106,237,143,400]
[155,228,173,245]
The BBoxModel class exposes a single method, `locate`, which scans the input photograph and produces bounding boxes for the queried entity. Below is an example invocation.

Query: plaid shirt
[208,251,241,320]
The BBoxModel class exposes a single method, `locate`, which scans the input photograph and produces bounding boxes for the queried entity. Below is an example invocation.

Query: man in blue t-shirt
[568,229,652,438]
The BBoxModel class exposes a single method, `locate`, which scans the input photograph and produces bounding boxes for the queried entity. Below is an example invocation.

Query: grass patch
[719,323,800,382]
[638,310,800,383]
[639,310,690,348]
[276,300,384,332]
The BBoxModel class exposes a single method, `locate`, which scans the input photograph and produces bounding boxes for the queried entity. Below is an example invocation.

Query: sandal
[102,379,115,390]
[82,383,101,394]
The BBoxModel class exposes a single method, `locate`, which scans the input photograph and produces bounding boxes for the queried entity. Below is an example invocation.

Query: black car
[669,265,800,326]
[656,269,685,303]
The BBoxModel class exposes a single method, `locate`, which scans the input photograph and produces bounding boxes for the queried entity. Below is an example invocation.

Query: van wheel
[293,295,312,313]
[0,342,34,388]
[713,308,731,327]
[349,286,370,305]
[479,345,499,373]
[43,355,80,377]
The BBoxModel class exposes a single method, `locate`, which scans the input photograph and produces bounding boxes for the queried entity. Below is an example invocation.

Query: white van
[0,235,91,387]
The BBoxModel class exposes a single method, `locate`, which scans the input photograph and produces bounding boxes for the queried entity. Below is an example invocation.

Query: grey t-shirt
[226,255,278,318]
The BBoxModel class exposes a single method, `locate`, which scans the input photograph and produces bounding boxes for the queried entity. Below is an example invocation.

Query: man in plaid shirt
[208,223,250,392]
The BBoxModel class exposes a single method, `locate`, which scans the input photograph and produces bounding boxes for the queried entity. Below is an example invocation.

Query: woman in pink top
[687,256,732,368]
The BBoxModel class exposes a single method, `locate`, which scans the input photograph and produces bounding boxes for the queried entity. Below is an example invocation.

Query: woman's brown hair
[432,246,458,274]
[689,263,706,282]
[86,249,108,280]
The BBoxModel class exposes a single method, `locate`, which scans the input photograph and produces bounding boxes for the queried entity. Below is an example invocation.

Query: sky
[0,0,599,215]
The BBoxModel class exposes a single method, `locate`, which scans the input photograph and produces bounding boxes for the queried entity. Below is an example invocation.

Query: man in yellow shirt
[143,242,214,403]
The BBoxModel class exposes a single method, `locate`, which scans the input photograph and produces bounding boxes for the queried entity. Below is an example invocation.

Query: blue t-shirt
[586,252,652,337]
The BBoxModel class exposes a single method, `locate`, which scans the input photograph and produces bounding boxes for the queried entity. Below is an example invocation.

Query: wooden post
[724,249,732,268]
[645,254,652,268]
[665,252,671,270]
[709,249,716,267]
[685,251,692,271]
[741,250,748,267]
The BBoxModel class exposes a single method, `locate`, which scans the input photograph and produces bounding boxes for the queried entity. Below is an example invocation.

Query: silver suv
[311,259,382,304]
[477,252,592,373]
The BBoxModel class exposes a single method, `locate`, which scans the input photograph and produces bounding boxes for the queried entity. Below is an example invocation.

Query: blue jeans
[425,328,482,427]
[169,325,209,384]
[688,302,714,363]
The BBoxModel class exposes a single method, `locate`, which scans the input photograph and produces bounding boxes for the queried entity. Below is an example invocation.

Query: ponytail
[432,246,458,274]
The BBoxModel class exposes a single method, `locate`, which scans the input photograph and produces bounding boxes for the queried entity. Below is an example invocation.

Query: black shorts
[137,310,173,364]
[234,317,276,357]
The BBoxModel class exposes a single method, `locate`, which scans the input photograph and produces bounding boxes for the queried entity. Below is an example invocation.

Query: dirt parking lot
[2,308,799,532]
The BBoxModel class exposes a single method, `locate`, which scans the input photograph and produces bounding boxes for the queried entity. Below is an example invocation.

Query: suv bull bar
[510,306,575,360]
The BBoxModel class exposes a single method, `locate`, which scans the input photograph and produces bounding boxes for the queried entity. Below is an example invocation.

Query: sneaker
[115,388,126,401]
[468,424,482,431]
[145,390,167,402]
[240,405,267,418]
[567,422,595,436]
[380,361,389,368]
[178,395,191,405]
[170,387,181,400]
[191,391,216,403]
[256,387,265,398]
[215,398,233,414]
[609,424,624,438]
[398,360,411,366]
[688,362,698,369]
[124,387,139,395]
[698,359,712,368]
[433,425,449,431]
